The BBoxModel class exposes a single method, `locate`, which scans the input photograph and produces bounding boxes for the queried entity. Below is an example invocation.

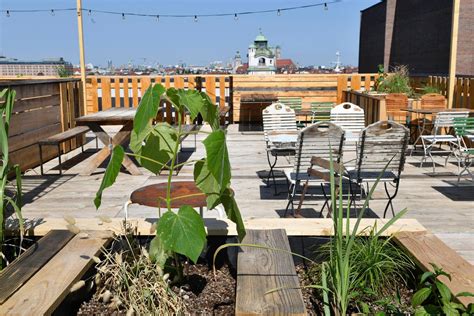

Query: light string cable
[1,1,341,19]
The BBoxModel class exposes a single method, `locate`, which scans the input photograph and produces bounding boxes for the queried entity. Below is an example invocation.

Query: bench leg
[57,144,62,175]
[39,144,44,176]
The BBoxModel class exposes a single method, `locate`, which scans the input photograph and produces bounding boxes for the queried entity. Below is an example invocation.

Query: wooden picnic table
[75,108,141,176]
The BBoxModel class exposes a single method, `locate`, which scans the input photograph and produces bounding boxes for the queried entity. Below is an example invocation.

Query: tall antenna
[331,51,342,73]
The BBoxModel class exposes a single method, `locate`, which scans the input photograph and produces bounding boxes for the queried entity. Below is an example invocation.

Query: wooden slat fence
[0,79,85,172]
[85,75,232,122]
[342,90,387,125]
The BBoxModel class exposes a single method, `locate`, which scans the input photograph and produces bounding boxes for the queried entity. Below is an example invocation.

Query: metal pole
[447,0,460,109]
[76,0,87,113]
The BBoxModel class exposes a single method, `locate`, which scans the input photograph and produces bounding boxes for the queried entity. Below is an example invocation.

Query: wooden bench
[236,229,306,315]
[38,126,93,175]
[0,230,112,315]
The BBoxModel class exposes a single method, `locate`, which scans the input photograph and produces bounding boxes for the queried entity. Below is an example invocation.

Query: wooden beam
[8,218,427,237]
[236,229,306,315]
[394,231,474,306]
[76,0,87,114]
[447,0,460,109]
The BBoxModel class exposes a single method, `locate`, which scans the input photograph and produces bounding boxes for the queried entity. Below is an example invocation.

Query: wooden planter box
[2,218,473,315]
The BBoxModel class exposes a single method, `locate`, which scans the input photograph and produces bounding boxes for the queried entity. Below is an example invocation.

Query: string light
[156,15,159,22]
[0,1,340,20]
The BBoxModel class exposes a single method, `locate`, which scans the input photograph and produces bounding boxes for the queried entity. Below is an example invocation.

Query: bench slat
[39,126,90,145]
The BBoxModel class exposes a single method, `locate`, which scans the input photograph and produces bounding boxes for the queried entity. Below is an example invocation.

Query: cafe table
[75,108,141,176]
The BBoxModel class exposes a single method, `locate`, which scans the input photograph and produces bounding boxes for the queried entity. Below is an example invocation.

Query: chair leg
[39,144,44,176]
[295,180,309,216]
[383,181,400,218]
[266,151,279,195]
[57,144,62,175]
[284,183,295,217]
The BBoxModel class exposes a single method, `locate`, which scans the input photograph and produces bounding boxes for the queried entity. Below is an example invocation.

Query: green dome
[255,33,267,42]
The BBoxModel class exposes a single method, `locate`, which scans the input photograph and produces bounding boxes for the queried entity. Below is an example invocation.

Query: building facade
[247,32,276,75]
[359,0,473,76]
[0,57,73,76]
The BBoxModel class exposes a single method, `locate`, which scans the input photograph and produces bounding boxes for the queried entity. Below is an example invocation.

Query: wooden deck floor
[14,124,474,263]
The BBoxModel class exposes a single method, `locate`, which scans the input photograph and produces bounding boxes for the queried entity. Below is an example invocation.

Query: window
[258,57,266,66]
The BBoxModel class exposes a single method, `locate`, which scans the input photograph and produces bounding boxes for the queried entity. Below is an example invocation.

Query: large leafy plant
[0,88,24,269]
[94,84,245,268]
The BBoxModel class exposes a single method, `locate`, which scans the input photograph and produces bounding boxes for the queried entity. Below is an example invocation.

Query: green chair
[310,102,333,123]
[278,97,305,128]
[453,117,474,183]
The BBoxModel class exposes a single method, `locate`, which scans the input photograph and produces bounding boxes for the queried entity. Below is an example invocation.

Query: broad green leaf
[203,130,231,188]
[177,89,203,120]
[435,280,452,303]
[220,191,245,241]
[149,235,169,268]
[456,292,474,297]
[165,88,182,112]
[133,84,165,141]
[199,92,219,130]
[94,145,124,209]
[412,287,432,307]
[156,206,206,263]
[420,271,435,284]
[130,123,153,154]
[442,302,460,316]
[415,305,441,316]
[138,123,177,174]
[194,159,221,209]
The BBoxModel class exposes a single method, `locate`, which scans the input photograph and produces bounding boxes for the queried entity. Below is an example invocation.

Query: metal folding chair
[453,117,474,183]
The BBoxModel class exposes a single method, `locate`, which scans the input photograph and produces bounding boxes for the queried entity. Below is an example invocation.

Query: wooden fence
[1,79,85,172]
[85,75,232,121]
[411,75,473,109]
[342,91,388,125]
[84,74,378,122]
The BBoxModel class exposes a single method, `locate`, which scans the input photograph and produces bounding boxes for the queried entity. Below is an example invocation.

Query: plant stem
[166,110,182,211]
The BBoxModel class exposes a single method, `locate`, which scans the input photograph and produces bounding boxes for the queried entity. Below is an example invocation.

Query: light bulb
[122,13,125,20]
[194,15,198,22]
[324,3,328,11]
[6,10,10,17]
[234,13,238,21]
[88,9,91,16]
[156,15,159,22]
[50,9,55,16]
[277,9,281,16]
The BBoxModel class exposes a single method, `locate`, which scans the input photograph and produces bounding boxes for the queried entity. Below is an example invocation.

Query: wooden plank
[123,77,130,108]
[89,77,99,113]
[101,77,112,110]
[219,76,226,109]
[394,231,474,306]
[8,218,427,237]
[236,229,306,315]
[9,123,62,152]
[10,143,58,172]
[59,82,71,152]
[12,82,60,100]
[131,77,139,106]
[0,230,75,304]
[140,77,151,96]
[206,76,216,104]
[455,77,463,108]
[12,95,60,113]
[0,231,112,316]
[351,75,362,91]
[113,77,121,107]
[10,105,60,137]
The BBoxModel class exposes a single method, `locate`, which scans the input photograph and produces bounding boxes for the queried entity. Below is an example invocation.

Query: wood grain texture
[236,229,306,315]
[394,231,474,306]
[0,231,112,316]
[0,230,75,304]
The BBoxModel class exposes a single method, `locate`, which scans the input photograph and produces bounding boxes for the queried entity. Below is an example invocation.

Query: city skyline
[0,0,380,67]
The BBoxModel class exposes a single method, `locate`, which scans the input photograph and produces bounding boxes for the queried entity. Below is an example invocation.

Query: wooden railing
[85,75,232,121]
[1,79,85,172]
[411,75,473,109]
[342,90,388,125]
[85,74,378,122]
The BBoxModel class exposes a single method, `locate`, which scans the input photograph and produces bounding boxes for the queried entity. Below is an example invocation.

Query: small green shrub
[377,65,413,96]
[420,84,441,94]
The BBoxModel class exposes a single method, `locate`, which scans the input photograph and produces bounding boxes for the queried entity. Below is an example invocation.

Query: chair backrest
[453,117,474,137]
[330,102,365,142]
[262,102,297,141]
[385,93,408,124]
[278,97,303,111]
[355,121,409,180]
[293,122,345,176]
[310,102,333,123]
[433,111,469,135]
[421,93,446,110]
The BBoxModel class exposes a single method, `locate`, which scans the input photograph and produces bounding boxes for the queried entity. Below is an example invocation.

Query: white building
[247,32,276,75]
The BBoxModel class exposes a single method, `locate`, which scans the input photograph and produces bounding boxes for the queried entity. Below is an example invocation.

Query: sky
[0,0,380,68]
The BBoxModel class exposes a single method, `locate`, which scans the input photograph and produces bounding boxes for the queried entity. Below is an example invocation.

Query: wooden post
[447,0,460,109]
[76,0,87,113]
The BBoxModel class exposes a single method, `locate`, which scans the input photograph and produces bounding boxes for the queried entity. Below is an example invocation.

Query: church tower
[247,31,276,75]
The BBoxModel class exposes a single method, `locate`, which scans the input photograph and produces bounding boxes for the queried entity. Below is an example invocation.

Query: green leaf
[203,130,231,188]
[165,88,182,112]
[94,145,124,209]
[415,305,440,316]
[199,92,219,130]
[156,206,206,263]
[456,292,474,297]
[177,89,203,120]
[412,287,432,307]
[442,302,460,316]
[149,235,170,268]
[133,84,165,142]
[138,123,177,174]
[420,271,435,284]
[220,191,246,241]
[435,280,452,303]
[194,159,221,209]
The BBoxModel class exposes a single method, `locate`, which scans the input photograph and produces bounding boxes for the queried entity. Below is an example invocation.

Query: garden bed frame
[2,218,473,315]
